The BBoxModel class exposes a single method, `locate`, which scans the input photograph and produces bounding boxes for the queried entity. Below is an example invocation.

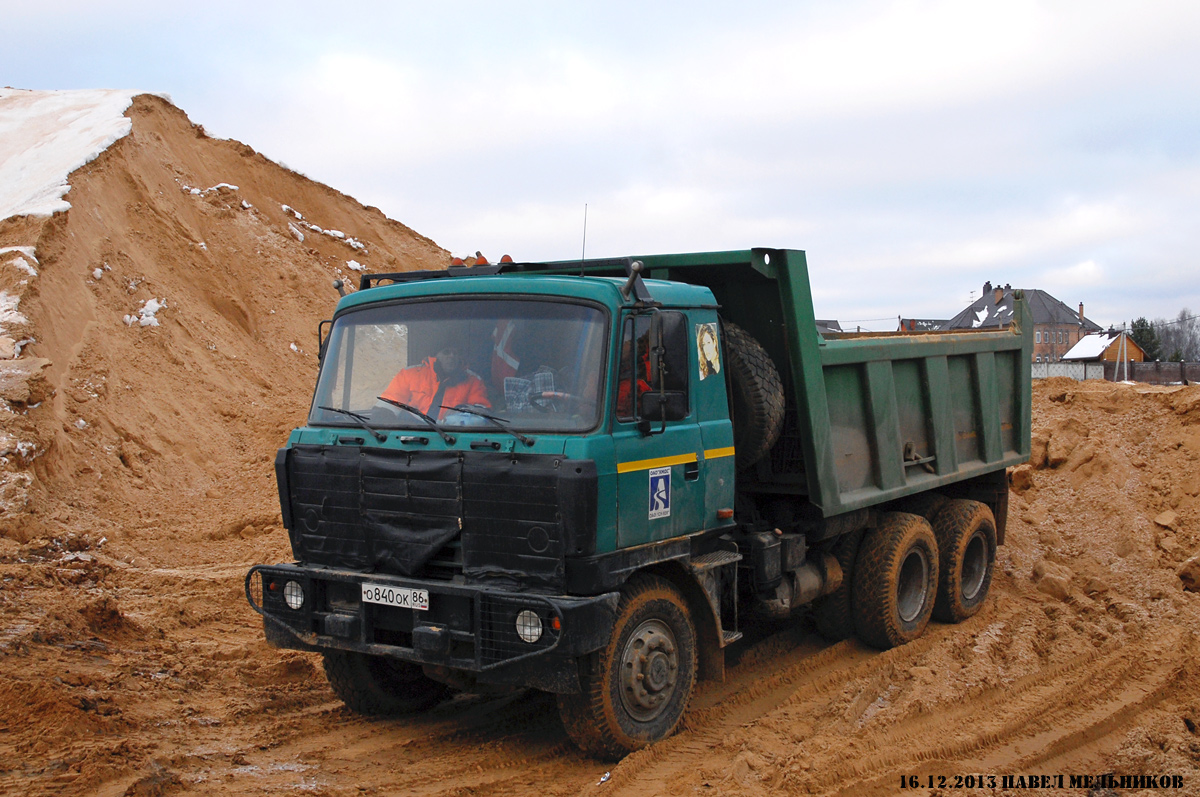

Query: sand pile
[0,90,446,549]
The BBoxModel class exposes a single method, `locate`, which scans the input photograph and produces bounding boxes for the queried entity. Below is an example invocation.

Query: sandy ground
[1,97,1199,796]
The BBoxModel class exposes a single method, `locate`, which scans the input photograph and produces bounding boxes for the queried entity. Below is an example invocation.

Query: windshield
[310,298,608,433]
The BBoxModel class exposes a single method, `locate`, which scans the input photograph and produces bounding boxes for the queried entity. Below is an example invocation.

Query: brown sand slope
[1,98,1199,796]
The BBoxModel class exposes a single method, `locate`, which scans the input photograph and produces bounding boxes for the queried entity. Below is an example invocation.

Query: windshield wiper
[441,405,535,447]
[376,397,456,445]
[317,406,387,443]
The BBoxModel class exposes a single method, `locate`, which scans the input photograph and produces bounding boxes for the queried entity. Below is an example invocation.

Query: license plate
[361,583,429,611]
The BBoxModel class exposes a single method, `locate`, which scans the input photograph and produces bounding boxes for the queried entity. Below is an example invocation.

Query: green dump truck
[247,248,1031,758]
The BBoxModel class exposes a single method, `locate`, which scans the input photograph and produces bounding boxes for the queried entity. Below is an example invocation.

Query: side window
[615,312,689,421]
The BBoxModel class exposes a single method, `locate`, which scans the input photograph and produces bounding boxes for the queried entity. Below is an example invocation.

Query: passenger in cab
[381,345,489,420]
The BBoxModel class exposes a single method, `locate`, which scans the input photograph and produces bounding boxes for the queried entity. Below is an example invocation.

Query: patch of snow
[289,342,304,354]
[15,441,37,459]
[346,260,364,271]
[198,242,207,251]
[13,338,34,356]
[128,298,166,328]
[205,183,238,192]
[972,308,989,328]
[347,238,366,252]
[75,418,88,430]
[92,268,103,280]
[0,292,27,327]
[190,188,201,195]
[282,204,304,220]
[325,229,345,240]
[1,247,39,276]
[0,89,162,221]
[288,223,304,242]
[0,246,38,262]
[241,200,252,209]
[8,257,37,277]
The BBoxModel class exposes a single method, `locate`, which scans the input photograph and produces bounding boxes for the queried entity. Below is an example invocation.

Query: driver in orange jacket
[381,346,490,420]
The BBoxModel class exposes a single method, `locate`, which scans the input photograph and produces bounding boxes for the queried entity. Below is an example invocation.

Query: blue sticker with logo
[649,466,671,520]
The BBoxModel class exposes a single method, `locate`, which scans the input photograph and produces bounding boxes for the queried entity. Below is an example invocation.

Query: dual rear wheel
[839,500,996,650]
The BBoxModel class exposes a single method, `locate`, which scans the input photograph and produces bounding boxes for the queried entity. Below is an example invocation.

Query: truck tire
[723,322,784,470]
[812,528,863,641]
[556,575,696,760]
[852,512,938,650]
[929,499,996,623]
[322,650,450,715]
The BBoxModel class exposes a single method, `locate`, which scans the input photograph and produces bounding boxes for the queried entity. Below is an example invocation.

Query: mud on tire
[929,499,996,623]
[723,321,784,470]
[323,650,450,715]
[556,575,697,760]
[852,512,938,650]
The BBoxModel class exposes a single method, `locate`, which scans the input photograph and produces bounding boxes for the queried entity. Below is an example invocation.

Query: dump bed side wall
[774,249,1031,514]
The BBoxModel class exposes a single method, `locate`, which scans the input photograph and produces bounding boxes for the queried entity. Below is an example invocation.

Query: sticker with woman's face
[697,322,720,380]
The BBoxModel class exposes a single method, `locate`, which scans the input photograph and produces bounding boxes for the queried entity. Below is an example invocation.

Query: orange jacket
[381,358,490,419]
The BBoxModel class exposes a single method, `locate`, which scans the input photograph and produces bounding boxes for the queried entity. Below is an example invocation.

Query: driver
[381,345,490,420]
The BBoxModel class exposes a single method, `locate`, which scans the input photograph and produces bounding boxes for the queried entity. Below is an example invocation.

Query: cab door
[612,311,706,548]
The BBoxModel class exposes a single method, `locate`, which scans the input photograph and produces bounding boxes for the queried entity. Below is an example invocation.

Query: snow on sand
[0,89,164,222]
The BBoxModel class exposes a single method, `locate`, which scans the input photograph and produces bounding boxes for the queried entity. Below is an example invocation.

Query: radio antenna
[580,203,588,276]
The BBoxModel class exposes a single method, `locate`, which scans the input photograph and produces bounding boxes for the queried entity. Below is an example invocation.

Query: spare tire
[723,321,785,470]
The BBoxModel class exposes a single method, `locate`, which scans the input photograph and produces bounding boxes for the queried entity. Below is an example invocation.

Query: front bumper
[246,564,618,693]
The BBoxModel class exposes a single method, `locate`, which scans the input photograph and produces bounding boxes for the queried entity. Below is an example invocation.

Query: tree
[1153,308,1200,363]
[1129,317,1161,361]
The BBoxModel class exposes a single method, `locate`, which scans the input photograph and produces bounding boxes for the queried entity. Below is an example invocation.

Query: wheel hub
[620,619,679,721]
[961,531,987,601]
[896,547,930,624]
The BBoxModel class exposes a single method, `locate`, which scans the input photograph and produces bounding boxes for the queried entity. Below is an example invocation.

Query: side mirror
[317,319,332,363]
[639,391,688,424]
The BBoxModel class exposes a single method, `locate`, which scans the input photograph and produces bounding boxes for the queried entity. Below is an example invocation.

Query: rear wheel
[557,575,696,760]
[323,650,450,715]
[930,499,996,623]
[852,512,938,650]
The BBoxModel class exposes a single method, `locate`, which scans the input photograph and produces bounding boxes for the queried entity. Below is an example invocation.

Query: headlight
[515,609,542,643]
[283,580,305,610]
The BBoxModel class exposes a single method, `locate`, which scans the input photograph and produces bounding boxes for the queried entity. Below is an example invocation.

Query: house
[1062,329,1146,363]
[816,319,844,336]
[944,281,1103,363]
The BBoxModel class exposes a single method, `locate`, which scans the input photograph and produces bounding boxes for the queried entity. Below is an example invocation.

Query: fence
[1102,361,1200,385]
[1030,362,1105,380]
[1031,360,1198,384]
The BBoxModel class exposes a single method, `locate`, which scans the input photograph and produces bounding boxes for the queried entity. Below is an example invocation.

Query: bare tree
[1153,308,1200,362]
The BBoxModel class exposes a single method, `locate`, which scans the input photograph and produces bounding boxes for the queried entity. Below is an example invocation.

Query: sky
[5,1,1199,330]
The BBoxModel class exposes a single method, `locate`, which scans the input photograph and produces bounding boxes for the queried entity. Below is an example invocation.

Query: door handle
[684,461,700,481]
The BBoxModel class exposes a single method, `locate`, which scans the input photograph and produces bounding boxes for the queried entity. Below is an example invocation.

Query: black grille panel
[280,446,596,587]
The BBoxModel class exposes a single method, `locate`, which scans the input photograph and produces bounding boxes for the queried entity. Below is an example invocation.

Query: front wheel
[556,575,696,760]
[322,650,450,715]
